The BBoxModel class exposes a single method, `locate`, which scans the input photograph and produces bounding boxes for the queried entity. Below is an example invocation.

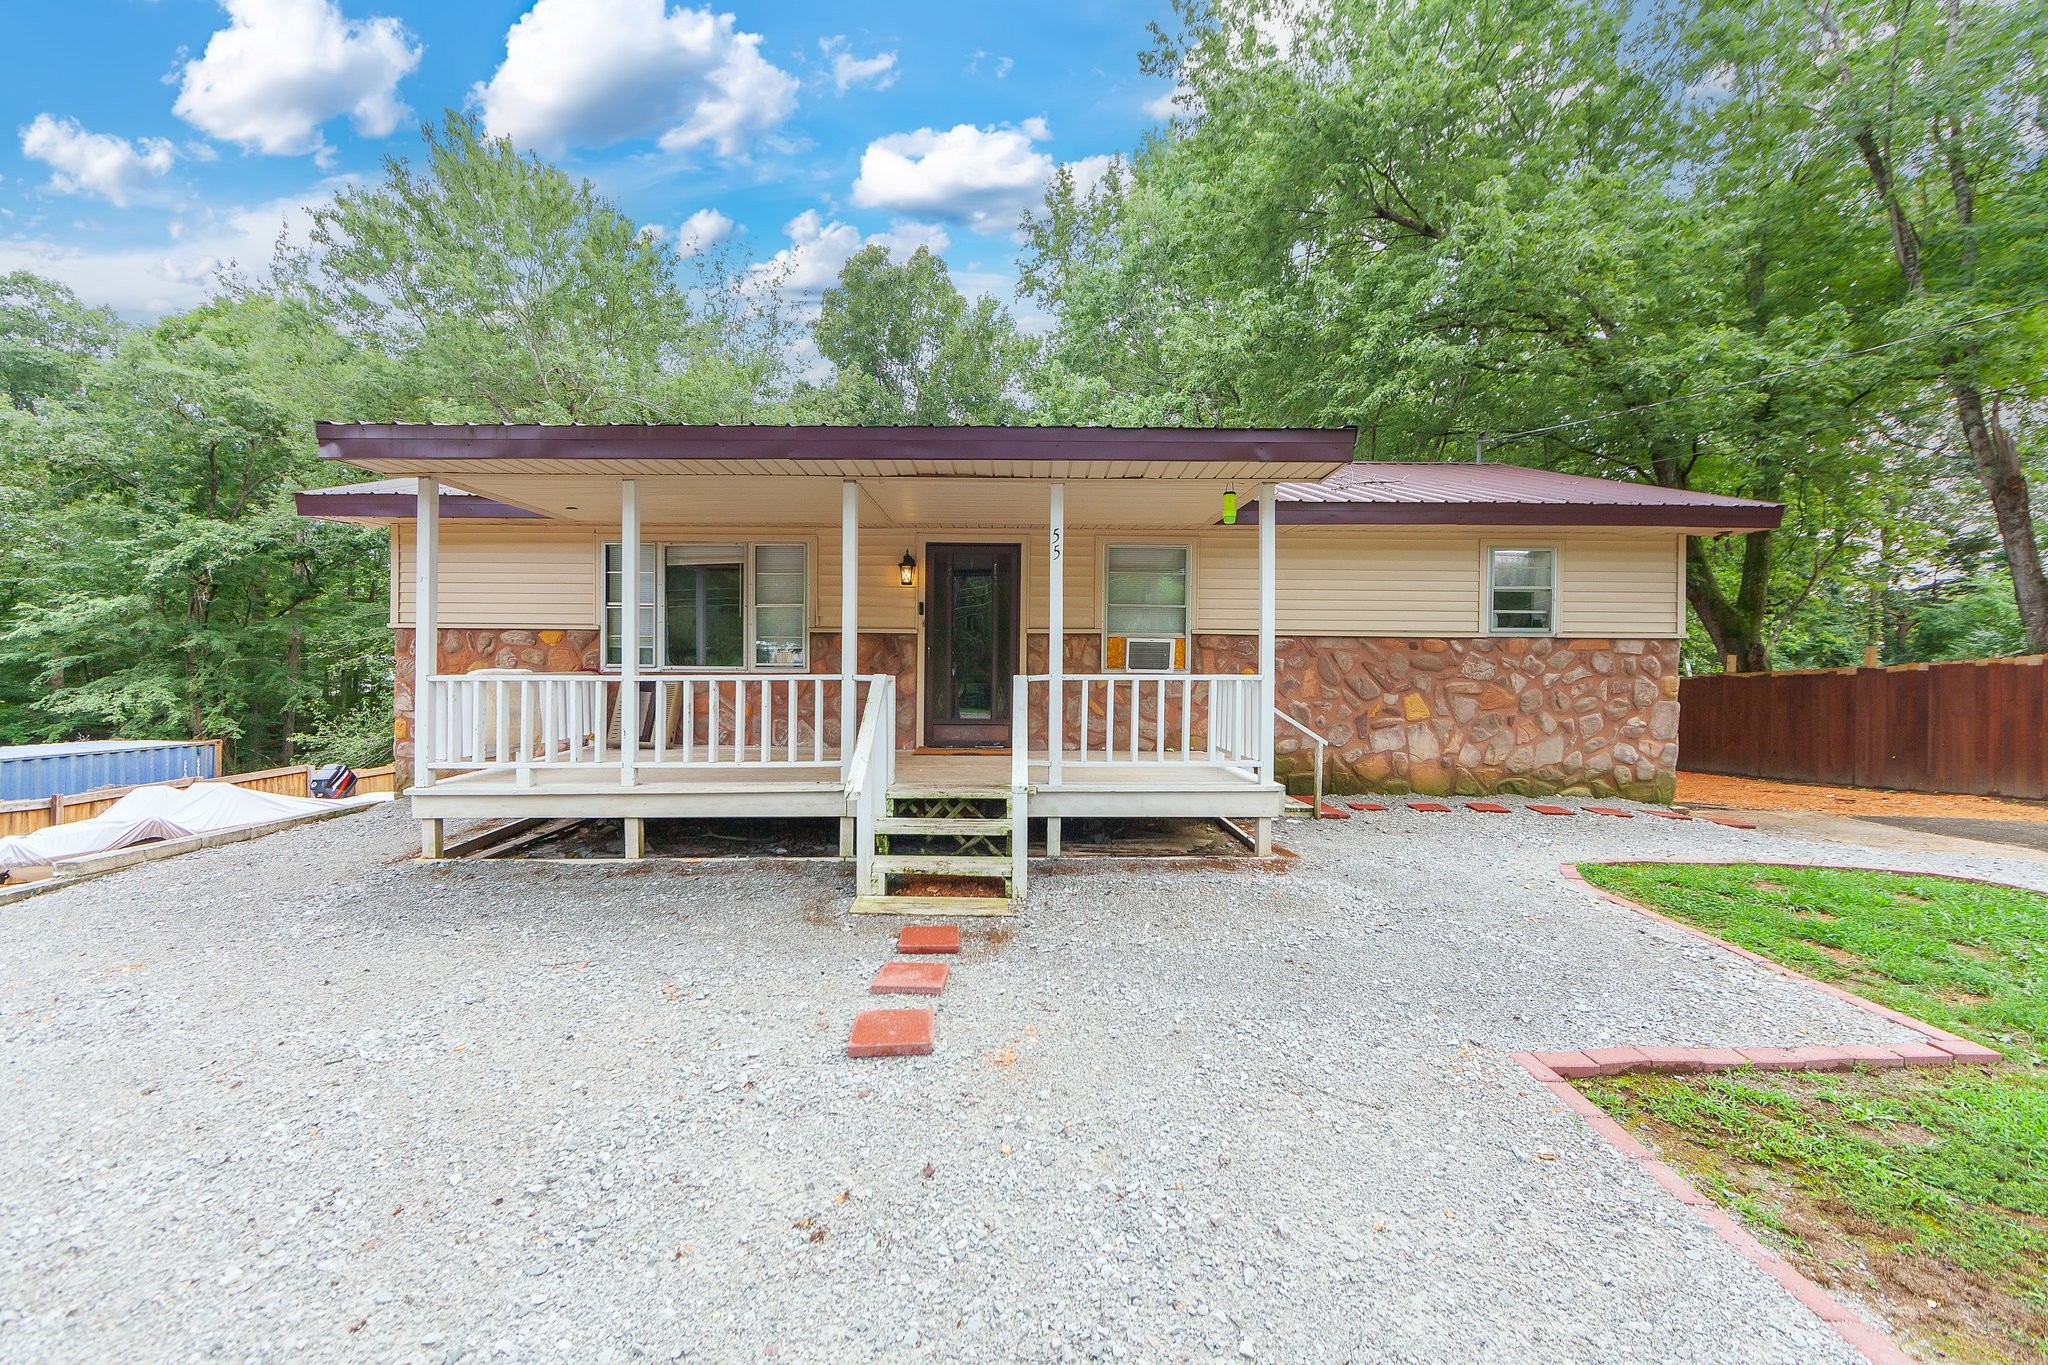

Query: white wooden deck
[409,750,1283,823]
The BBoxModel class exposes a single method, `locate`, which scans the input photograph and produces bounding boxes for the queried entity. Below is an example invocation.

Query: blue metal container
[0,740,218,803]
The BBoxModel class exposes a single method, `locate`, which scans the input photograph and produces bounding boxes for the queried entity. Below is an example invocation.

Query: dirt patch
[1676,772,2048,823]
[1750,878,1790,893]
[1611,1081,2048,1365]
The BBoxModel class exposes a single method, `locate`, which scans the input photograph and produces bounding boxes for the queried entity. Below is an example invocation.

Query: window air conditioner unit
[1124,637,1178,672]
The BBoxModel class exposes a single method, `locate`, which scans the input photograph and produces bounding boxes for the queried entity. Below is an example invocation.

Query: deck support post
[412,476,440,791]
[623,817,646,861]
[620,478,640,787]
[841,480,859,782]
[838,815,855,858]
[419,818,443,860]
[1255,817,1273,858]
[1045,817,1061,858]
[1048,481,1064,786]
[1257,483,1277,787]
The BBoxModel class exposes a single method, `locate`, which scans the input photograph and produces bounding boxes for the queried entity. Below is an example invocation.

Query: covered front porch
[320,424,1354,906]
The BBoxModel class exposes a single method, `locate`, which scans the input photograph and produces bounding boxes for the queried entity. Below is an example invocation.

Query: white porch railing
[846,675,897,895]
[1019,673,1267,779]
[420,672,871,780]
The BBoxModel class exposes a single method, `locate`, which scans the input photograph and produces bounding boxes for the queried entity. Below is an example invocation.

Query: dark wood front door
[924,543,1021,747]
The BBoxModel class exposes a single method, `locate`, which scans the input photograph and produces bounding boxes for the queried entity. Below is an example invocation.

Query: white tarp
[0,781,334,872]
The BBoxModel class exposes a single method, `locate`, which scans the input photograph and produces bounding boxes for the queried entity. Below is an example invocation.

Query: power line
[1482,297,2047,450]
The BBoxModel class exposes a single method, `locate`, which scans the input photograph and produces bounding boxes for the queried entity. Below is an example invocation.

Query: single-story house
[297,424,1779,908]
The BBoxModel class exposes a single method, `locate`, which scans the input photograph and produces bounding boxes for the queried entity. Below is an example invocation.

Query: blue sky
[1,0,1181,323]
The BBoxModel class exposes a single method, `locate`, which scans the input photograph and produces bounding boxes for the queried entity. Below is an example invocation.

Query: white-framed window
[602,541,810,670]
[1487,547,1556,635]
[1104,543,1190,671]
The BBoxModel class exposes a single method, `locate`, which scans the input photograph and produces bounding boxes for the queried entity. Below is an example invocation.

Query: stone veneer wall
[1196,634,1681,801]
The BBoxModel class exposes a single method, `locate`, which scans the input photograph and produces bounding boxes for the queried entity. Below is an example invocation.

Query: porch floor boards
[422,750,1273,797]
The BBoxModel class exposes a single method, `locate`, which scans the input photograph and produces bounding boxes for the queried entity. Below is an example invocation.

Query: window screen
[1105,545,1189,641]
[1488,548,1556,634]
[602,543,659,668]
[751,543,808,667]
[664,545,745,668]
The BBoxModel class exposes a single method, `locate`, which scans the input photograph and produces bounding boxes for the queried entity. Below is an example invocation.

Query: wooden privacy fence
[1679,655,2048,799]
[0,763,397,839]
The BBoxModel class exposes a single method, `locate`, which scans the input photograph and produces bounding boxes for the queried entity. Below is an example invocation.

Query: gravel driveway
[5,800,2044,1364]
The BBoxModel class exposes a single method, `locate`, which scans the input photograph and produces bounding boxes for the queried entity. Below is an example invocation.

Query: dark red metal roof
[294,479,540,521]
[1254,462,1782,529]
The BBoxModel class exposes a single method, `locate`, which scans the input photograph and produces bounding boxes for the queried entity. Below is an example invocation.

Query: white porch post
[1257,483,1278,785]
[1047,482,1064,784]
[840,480,859,781]
[620,478,640,787]
[412,476,439,792]
[1046,482,1064,858]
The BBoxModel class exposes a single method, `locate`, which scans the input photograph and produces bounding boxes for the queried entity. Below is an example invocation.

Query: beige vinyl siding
[1194,528,1484,636]
[391,521,1685,639]
[1196,526,1684,638]
[392,523,599,629]
[1553,532,1685,637]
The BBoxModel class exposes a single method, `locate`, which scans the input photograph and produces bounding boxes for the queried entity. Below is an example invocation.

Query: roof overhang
[1238,501,1783,531]
[313,423,1359,483]
[294,480,540,525]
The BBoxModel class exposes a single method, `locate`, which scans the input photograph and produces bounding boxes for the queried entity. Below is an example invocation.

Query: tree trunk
[1686,537,1772,672]
[1851,118,2048,649]
[281,625,302,763]
[1956,392,2048,651]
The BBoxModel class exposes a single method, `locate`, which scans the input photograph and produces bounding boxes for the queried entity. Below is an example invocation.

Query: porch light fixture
[898,550,917,586]
[1222,488,1238,525]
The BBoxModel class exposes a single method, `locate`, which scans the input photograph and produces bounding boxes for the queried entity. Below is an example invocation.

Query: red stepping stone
[1645,810,1693,820]
[1528,805,1575,816]
[1348,801,1388,812]
[897,925,960,955]
[1584,806,1634,818]
[847,1008,935,1058]
[1318,801,1353,819]
[1466,802,1510,814]
[1408,802,1451,813]
[1702,815,1757,830]
[871,961,949,996]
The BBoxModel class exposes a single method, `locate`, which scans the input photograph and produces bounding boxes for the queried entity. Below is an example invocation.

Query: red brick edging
[1511,859,2015,1365]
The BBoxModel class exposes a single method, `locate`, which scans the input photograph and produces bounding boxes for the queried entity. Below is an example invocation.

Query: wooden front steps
[855,788,1018,916]
[851,894,1013,917]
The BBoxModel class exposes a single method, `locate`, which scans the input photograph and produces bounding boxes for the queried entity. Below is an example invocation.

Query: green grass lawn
[1574,862,2048,1363]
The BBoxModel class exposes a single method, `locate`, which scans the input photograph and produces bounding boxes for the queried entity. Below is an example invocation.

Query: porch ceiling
[416,472,1262,530]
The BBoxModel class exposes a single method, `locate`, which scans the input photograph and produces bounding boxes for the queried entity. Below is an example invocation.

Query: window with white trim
[1105,544,1190,670]
[1487,547,1556,635]
[602,541,810,669]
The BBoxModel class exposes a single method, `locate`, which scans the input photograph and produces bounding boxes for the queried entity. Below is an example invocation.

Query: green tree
[0,295,387,761]
[0,272,116,412]
[1673,0,2048,650]
[282,110,788,424]
[813,245,1036,424]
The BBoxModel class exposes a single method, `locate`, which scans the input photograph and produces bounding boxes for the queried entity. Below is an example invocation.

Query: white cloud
[1144,84,1196,119]
[475,0,797,158]
[0,186,339,317]
[679,207,735,252]
[746,209,946,298]
[850,120,1062,234]
[821,36,896,93]
[19,116,177,208]
[173,0,421,158]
